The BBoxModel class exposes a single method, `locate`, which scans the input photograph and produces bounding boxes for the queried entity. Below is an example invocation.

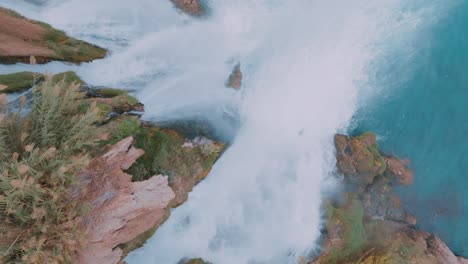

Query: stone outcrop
[311,132,466,264]
[170,0,205,16]
[226,63,242,90]
[0,8,106,64]
[334,132,386,185]
[75,137,175,264]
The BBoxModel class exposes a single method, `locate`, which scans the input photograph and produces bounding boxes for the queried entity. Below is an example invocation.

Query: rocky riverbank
[0,71,224,264]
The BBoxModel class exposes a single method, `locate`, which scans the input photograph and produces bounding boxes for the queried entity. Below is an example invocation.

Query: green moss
[96,88,128,98]
[43,26,107,63]
[128,128,223,182]
[51,71,84,85]
[324,196,368,263]
[348,132,387,179]
[108,117,142,144]
[96,103,113,117]
[0,72,44,93]
[126,95,139,106]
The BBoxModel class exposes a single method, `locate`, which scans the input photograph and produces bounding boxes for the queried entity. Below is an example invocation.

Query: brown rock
[0,8,106,64]
[334,133,386,185]
[426,235,461,264]
[226,63,242,90]
[384,156,414,185]
[170,0,205,16]
[458,257,468,264]
[405,214,417,226]
[76,137,175,264]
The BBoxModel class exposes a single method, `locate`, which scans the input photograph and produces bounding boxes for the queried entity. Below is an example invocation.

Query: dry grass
[0,78,98,263]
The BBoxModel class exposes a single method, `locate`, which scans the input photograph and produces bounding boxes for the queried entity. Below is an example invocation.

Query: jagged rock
[226,63,242,90]
[75,137,175,264]
[170,0,205,16]
[384,156,414,185]
[0,8,106,64]
[334,132,386,185]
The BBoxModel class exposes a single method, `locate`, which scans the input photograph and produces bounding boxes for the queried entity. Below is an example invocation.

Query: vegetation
[0,78,99,263]
[0,72,44,94]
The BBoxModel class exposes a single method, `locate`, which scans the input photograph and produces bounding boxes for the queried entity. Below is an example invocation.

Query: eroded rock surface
[0,8,106,64]
[76,137,175,264]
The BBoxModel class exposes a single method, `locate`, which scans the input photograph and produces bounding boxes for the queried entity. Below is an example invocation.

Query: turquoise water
[353,2,468,256]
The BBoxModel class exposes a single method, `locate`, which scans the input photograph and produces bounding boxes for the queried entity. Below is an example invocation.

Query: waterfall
[0,0,444,263]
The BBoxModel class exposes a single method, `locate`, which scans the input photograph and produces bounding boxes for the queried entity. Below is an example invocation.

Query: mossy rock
[322,195,368,263]
[0,8,107,64]
[334,132,386,185]
[0,72,44,93]
[51,71,84,85]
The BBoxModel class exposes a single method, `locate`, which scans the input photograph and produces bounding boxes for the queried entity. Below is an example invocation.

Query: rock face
[170,0,205,16]
[311,132,466,264]
[76,137,175,264]
[226,63,242,90]
[0,8,106,64]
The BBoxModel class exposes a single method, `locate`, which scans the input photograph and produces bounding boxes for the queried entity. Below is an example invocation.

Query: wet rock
[384,156,414,185]
[76,137,175,264]
[314,131,462,264]
[334,132,386,185]
[170,0,205,16]
[0,8,106,64]
[226,63,242,90]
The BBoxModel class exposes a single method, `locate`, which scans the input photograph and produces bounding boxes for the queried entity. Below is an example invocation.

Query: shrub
[0,78,98,263]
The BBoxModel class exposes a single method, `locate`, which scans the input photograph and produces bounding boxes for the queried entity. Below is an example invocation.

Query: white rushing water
[0,0,444,263]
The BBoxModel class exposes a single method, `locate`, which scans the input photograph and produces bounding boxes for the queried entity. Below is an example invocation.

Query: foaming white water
[1,1,440,263]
